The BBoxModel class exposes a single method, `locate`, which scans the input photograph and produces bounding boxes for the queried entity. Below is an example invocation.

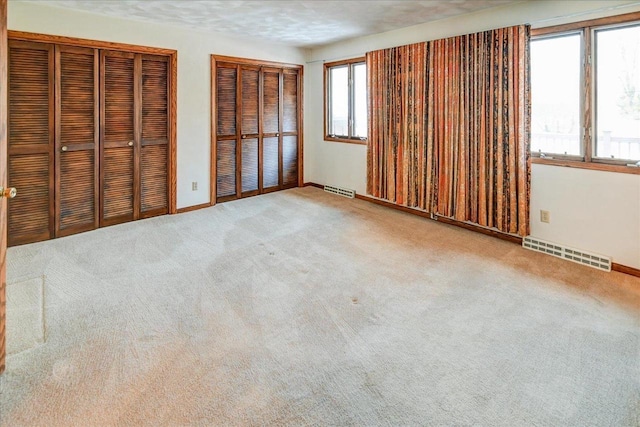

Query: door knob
[0,187,17,199]
[128,141,134,147]
[61,146,68,152]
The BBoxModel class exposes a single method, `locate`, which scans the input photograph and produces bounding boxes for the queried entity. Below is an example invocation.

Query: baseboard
[176,202,211,214]
[612,263,640,278]
[354,193,522,245]
[303,182,323,189]
[304,182,640,278]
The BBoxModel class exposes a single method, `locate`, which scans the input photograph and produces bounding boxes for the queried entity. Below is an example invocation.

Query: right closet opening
[211,56,303,204]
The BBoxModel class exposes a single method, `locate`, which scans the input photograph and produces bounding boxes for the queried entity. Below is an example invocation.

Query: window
[324,58,367,143]
[595,24,640,160]
[531,12,640,170]
[531,34,582,157]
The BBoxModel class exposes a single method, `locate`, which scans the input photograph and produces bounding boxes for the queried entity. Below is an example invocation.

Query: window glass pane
[595,24,640,160]
[329,65,349,136]
[531,34,581,156]
[353,63,367,138]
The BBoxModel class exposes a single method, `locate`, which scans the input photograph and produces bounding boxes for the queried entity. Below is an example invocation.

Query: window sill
[532,157,640,175]
[325,136,367,145]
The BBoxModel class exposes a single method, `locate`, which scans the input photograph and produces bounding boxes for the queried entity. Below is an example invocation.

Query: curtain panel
[366,25,530,237]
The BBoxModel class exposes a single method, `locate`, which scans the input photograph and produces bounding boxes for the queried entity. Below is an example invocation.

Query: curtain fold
[367,25,530,236]
[367,42,427,207]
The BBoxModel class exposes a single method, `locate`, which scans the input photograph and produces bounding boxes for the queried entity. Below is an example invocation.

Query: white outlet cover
[540,210,550,223]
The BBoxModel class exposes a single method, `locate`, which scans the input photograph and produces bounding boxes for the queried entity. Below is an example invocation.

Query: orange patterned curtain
[367,25,530,236]
[367,42,428,208]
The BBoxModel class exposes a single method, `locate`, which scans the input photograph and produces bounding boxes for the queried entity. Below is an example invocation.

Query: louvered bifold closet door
[55,45,99,237]
[8,41,54,246]
[241,66,260,196]
[100,51,137,226]
[282,69,299,188]
[140,55,169,218]
[262,68,281,193]
[216,63,238,202]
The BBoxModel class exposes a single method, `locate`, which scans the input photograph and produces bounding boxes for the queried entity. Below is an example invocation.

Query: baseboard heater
[324,185,355,199]
[522,236,612,272]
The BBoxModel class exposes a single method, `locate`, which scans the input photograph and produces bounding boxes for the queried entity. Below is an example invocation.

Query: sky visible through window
[328,62,367,139]
[595,24,640,160]
[353,63,367,138]
[531,34,581,156]
[329,65,348,136]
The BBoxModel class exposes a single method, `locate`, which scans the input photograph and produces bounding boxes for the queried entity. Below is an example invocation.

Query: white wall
[8,0,307,209]
[304,0,640,269]
[530,165,640,268]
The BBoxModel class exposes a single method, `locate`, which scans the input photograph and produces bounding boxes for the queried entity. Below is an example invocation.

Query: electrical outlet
[540,210,550,223]
[192,181,198,191]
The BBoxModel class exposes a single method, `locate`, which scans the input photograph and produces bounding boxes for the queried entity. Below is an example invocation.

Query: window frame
[530,30,585,162]
[531,11,640,175]
[324,57,367,145]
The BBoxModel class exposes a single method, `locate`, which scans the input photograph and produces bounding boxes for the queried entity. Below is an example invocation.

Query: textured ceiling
[30,0,519,47]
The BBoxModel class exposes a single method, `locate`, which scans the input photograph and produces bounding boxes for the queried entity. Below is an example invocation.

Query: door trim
[0,0,7,375]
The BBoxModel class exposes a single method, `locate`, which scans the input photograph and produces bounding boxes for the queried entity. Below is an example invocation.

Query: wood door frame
[210,55,304,206]
[9,30,178,215]
[0,0,6,375]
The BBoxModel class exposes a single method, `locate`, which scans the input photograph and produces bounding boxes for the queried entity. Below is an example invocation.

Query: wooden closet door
[55,45,99,237]
[140,55,169,218]
[100,51,137,226]
[240,65,259,196]
[262,67,281,193]
[282,69,300,188]
[8,40,54,246]
[215,63,238,202]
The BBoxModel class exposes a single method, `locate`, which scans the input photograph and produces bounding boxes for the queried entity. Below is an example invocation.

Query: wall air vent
[324,185,355,199]
[523,236,612,272]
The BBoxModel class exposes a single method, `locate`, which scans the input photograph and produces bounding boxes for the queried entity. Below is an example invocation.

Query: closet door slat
[283,135,298,188]
[241,137,258,194]
[140,55,169,217]
[216,139,236,198]
[282,69,300,188]
[283,71,298,133]
[262,136,279,190]
[100,51,136,226]
[217,65,237,137]
[56,45,99,236]
[240,66,259,195]
[262,69,280,134]
[8,40,54,246]
[216,64,238,201]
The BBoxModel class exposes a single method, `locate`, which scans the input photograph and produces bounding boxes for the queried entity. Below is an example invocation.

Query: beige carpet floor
[0,187,639,426]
